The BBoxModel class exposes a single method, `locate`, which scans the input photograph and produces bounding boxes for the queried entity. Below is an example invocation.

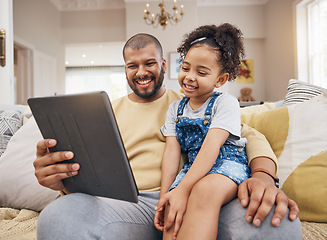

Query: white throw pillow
[283,79,327,105]
[0,117,60,211]
[241,93,327,222]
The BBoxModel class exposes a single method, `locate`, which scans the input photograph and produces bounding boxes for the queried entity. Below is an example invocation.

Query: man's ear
[215,73,229,88]
[162,58,167,73]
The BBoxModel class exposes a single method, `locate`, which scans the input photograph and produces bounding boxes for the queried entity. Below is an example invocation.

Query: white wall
[197,5,266,38]
[61,9,126,43]
[13,0,65,95]
[264,0,296,101]
[0,0,14,104]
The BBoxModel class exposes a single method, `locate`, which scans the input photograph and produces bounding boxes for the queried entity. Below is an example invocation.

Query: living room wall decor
[169,52,180,79]
[237,59,254,83]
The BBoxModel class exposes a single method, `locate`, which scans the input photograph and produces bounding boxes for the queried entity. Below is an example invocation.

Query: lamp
[144,0,184,30]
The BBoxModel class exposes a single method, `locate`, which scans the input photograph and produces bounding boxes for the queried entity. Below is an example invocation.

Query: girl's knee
[191,179,212,198]
[189,175,237,208]
[188,179,218,208]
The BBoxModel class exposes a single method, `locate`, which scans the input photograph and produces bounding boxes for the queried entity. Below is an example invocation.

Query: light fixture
[144,0,184,30]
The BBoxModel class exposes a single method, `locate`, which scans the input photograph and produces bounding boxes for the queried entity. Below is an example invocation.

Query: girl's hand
[155,187,189,239]
[154,203,165,231]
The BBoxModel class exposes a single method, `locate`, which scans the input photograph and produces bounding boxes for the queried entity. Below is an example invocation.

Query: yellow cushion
[282,151,327,222]
[240,102,276,115]
[241,92,327,222]
[241,106,289,159]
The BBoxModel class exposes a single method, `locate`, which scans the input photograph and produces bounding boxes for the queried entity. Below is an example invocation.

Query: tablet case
[28,91,139,203]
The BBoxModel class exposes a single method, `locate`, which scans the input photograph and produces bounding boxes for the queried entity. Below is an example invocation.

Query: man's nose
[136,65,147,77]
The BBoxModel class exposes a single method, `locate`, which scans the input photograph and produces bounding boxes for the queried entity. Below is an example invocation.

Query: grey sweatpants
[37,191,302,239]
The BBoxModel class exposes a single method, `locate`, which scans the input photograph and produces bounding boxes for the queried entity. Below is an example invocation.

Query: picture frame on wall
[237,59,254,83]
[169,52,180,79]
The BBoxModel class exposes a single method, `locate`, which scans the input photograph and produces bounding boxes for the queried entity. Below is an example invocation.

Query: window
[65,66,127,101]
[296,0,327,88]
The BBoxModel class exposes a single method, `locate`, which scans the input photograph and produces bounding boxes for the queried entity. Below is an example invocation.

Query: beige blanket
[302,221,327,240]
[0,208,38,240]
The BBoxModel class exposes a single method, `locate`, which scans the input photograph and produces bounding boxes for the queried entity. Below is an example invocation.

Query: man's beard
[128,68,165,99]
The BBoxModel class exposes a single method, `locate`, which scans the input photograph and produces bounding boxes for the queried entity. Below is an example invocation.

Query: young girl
[154,23,251,240]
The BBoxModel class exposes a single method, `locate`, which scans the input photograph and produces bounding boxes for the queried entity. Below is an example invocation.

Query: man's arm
[239,124,299,227]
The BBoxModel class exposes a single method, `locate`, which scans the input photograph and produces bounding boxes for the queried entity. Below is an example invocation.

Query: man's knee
[217,198,302,240]
[38,192,162,240]
[100,222,161,240]
[37,193,97,239]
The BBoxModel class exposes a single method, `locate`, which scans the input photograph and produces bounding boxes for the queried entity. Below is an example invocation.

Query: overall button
[237,147,243,152]
[203,119,209,125]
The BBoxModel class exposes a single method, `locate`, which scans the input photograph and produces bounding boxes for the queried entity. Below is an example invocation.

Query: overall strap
[176,96,190,123]
[176,92,222,124]
[203,92,221,125]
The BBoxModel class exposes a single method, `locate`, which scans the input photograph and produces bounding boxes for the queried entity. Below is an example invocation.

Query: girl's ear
[215,73,229,88]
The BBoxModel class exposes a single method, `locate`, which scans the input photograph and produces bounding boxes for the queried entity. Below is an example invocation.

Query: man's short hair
[123,33,163,60]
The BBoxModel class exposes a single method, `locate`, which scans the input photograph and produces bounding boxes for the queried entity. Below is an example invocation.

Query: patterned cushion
[283,79,327,106]
[0,110,23,157]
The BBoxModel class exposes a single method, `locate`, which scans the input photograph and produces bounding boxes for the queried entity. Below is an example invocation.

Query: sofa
[0,79,326,239]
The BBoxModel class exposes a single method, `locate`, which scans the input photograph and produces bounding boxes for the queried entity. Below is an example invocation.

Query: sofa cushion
[0,110,23,157]
[241,106,289,159]
[283,79,326,106]
[0,117,60,211]
[241,92,327,222]
[240,102,277,115]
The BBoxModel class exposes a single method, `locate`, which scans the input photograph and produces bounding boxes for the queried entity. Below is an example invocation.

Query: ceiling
[49,0,125,11]
[50,0,269,11]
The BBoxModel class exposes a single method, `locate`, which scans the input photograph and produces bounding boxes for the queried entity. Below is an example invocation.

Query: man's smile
[136,79,152,85]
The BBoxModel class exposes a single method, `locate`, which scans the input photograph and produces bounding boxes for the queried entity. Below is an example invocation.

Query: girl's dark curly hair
[177,23,245,80]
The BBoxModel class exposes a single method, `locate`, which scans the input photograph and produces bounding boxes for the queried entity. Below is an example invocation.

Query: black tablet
[28,91,138,203]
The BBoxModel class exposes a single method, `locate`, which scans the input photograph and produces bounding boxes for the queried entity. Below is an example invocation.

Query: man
[35,33,301,239]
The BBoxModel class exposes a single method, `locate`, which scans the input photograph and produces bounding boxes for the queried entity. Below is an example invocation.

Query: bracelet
[251,168,279,188]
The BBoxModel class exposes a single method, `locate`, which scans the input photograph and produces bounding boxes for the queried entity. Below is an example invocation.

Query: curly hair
[177,23,245,80]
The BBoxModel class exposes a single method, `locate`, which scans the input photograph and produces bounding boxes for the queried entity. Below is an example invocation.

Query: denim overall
[169,92,251,190]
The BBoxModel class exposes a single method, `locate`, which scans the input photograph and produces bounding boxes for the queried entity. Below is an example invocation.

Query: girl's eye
[198,71,207,76]
[181,67,189,71]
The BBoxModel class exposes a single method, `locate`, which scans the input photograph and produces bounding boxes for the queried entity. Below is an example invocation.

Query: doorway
[14,42,33,105]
